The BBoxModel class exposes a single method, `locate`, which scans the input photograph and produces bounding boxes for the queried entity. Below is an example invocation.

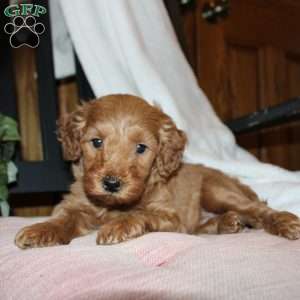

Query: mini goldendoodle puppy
[15,94,300,248]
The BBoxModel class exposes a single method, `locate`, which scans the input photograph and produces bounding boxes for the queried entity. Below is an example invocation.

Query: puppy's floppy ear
[154,115,187,181]
[57,106,86,161]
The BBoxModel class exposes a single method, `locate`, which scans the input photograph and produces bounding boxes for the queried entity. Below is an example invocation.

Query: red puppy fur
[15,94,300,248]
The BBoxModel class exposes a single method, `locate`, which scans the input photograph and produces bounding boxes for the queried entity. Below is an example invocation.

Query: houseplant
[0,113,19,217]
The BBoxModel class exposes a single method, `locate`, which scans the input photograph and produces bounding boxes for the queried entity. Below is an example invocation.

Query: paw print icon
[4,16,45,48]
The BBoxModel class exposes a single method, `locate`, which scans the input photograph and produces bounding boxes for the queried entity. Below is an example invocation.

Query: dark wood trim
[9,161,72,193]
[226,97,300,134]
[75,55,95,100]
[0,0,18,119]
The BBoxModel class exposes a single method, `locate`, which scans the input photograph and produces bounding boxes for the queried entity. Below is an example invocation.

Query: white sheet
[49,0,75,79]
[57,0,300,215]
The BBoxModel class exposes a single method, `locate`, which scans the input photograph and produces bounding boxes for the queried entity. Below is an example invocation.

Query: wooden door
[182,0,300,170]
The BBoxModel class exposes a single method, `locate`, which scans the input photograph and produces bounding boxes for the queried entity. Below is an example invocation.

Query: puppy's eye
[91,138,103,149]
[136,144,147,154]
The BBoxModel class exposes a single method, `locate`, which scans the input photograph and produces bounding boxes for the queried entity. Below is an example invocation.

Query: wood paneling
[258,48,289,168]
[195,11,230,120]
[225,0,300,51]
[228,44,260,156]
[286,54,300,170]
[181,6,197,71]
[181,0,300,170]
[13,47,43,161]
[10,78,79,217]
[228,45,259,118]
[58,79,79,115]
[13,206,53,217]
[11,49,79,216]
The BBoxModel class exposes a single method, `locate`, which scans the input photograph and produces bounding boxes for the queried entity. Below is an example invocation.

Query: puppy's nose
[102,176,122,193]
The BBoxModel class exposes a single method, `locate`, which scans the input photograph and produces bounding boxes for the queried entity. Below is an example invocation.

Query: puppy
[15,94,300,248]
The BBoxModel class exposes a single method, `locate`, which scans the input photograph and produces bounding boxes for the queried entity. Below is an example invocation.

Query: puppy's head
[58,94,186,207]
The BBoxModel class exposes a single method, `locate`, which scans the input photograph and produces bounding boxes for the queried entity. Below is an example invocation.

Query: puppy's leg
[15,208,96,249]
[97,209,182,245]
[97,187,184,245]
[202,177,300,240]
[196,211,244,234]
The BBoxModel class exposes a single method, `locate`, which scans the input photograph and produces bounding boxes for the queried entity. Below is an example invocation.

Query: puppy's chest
[94,205,135,224]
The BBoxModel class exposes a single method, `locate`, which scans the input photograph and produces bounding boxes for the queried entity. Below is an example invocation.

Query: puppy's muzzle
[102,176,122,193]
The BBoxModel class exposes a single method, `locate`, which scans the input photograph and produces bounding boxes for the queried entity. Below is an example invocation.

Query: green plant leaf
[0,114,20,142]
[0,199,10,217]
[0,184,8,202]
[0,142,16,162]
[0,162,8,185]
[0,113,18,217]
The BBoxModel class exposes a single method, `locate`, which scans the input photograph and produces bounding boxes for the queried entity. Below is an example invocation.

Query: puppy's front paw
[264,211,300,240]
[97,217,145,245]
[15,222,67,249]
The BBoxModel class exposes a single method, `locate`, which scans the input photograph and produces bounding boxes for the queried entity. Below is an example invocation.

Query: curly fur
[15,94,300,249]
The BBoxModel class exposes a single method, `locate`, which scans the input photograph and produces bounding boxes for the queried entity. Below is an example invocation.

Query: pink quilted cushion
[1,217,300,300]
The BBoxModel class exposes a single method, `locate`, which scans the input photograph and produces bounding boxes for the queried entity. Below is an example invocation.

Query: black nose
[102,176,122,193]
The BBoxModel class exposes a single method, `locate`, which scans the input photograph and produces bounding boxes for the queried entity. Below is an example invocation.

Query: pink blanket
[1,217,300,300]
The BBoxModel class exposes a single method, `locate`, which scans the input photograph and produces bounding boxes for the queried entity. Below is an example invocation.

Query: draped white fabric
[56,0,300,215]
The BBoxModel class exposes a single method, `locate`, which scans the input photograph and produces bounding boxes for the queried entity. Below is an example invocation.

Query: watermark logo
[3,4,47,48]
